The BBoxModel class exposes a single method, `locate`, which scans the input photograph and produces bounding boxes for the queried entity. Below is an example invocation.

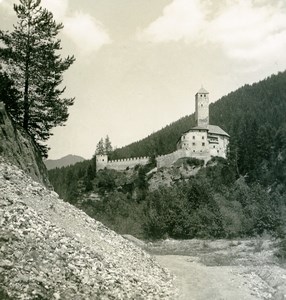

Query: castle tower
[195,87,209,127]
[96,154,108,171]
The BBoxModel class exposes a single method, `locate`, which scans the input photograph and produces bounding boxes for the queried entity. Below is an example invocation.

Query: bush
[275,238,286,262]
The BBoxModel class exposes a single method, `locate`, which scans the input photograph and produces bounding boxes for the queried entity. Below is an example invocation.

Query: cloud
[138,0,206,42]
[63,12,111,54]
[139,0,286,64]
[207,1,286,62]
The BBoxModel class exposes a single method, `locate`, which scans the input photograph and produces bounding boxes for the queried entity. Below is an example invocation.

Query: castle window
[202,142,205,146]
[204,94,206,97]
[202,136,205,140]
[193,136,195,139]
[201,104,203,107]
[217,150,219,153]
[213,145,215,148]
[192,142,195,146]
[193,150,195,152]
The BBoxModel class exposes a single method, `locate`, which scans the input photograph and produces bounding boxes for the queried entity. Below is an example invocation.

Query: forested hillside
[48,71,286,241]
[110,71,286,184]
[110,115,196,159]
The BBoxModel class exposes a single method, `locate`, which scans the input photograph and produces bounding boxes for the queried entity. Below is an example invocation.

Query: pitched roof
[197,87,209,94]
[208,125,229,137]
[188,125,229,137]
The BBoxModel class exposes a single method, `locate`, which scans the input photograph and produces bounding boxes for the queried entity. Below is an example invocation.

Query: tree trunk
[23,69,29,130]
[23,28,30,131]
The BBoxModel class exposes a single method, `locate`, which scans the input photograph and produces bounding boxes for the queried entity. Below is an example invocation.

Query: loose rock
[0,157,175,299]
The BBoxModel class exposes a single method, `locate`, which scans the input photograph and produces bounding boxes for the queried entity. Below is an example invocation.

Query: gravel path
[156,255,273,300]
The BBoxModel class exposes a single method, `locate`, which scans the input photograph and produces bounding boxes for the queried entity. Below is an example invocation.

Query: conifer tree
[0,71,20,118]
[0,0,75,157]
[104,135,113,154]
[96,138,105,155]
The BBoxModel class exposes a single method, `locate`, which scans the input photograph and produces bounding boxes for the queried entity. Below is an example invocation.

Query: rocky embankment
[148,161,201,191]
[0,157,174,299]
[0,102,49,186]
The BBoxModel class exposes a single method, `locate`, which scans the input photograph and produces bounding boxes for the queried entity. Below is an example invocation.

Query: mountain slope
[108,71,286,183]
[45,154,85,170]
[49,70,286,200]
[0,157,174,299]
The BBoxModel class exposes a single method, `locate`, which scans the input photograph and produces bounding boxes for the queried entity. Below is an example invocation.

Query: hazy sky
[1,0,286,159]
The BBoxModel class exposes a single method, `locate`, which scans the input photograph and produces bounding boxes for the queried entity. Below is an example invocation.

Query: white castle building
[96,88,229,171]
[177,88,229,158]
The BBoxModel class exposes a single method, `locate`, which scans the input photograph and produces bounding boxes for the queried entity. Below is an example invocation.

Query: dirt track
[156,255,272,300]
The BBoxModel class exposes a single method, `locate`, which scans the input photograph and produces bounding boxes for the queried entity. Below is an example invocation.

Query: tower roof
[197,87,209,94]
[190,125,229,137]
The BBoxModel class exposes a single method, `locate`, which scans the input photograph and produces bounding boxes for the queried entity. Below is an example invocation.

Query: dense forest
[48,71,286,241]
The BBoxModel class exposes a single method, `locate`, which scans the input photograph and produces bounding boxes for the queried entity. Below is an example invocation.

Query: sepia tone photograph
[0,0,286,299]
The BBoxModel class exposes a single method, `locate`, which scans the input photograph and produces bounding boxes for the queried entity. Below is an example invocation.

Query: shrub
[276,238,286,262]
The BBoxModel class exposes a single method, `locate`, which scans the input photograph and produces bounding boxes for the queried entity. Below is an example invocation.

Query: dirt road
[156,255,273,300]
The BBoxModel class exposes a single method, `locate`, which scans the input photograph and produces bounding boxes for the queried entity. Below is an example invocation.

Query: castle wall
[178,131,209,153]
[156,149,209,168]
[107,157,150,170]
[209,135,229,158]
[96,156,150,171]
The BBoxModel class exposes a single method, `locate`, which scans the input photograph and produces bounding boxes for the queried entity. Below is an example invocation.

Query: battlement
[96,155,150,171]
[108,157,149,164]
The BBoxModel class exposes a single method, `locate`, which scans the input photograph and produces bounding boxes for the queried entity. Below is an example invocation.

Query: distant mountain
[45,154,85,170]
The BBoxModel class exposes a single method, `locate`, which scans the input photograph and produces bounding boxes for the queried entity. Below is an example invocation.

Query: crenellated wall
[96,156,150,171]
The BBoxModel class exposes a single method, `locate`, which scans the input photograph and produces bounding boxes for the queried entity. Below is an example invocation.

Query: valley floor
[146,239,286,300]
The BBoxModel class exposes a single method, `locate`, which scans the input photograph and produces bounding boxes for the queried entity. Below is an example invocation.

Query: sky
[1,0,286,159]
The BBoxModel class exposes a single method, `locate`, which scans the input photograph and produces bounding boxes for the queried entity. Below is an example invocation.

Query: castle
[96,88,229,171]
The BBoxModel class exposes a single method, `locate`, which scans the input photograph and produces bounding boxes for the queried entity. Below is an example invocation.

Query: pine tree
[0,0,75,157]
[96,138,105,155]
[104,135,113,154]
[0,71,20,119]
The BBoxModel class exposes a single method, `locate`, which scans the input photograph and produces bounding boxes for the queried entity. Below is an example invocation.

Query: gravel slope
[0,157,174,300]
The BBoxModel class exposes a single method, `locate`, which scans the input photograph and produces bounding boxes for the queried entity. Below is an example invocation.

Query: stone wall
[156,149,209,168]
[97,156,150,171]
[107,157,150,170]
[209,135,228,158]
